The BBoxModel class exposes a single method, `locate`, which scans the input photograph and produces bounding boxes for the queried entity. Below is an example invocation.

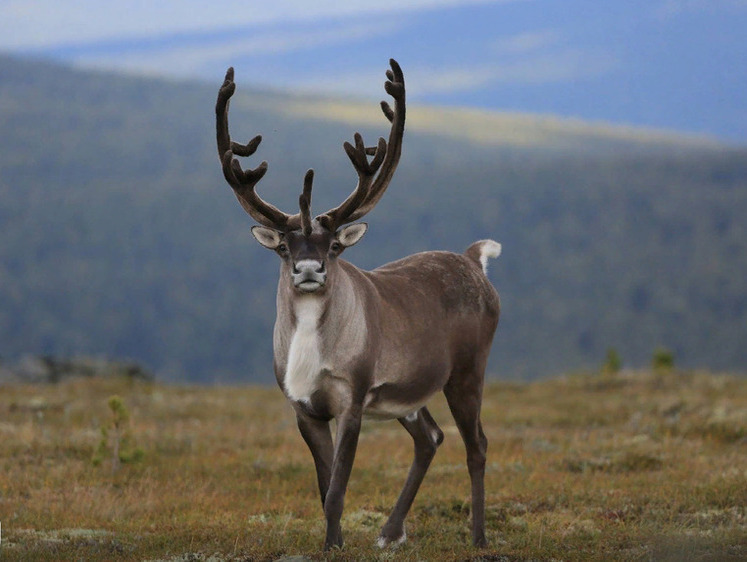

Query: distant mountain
[1,54,745,382]
[21,1,747,143]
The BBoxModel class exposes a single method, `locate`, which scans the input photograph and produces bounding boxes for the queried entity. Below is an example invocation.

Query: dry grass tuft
[1,369,745,560]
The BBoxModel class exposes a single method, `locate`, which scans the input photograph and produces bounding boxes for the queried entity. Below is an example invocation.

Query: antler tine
[299,170,314,237]
[216,67,298,230]
[318,133,387,231]
[318,59,406,230]
[346,59,406,222]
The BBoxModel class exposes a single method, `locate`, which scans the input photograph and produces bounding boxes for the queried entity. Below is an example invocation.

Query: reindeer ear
[251,226,283,250]
[337,223,368,248]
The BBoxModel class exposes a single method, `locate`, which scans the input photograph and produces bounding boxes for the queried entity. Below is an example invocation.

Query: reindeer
[215,59,501,550]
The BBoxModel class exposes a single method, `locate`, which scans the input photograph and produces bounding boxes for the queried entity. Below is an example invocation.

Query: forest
[1,54,746,382]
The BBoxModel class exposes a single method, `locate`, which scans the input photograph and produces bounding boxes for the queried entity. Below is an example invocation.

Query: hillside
[281,96,723,153]
[0,54,746,382]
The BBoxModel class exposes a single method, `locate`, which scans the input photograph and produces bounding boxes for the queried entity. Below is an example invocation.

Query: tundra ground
[1,369,745,560]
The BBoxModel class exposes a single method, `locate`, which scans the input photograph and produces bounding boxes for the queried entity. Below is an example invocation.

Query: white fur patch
[430,429,441,445]
[376,530,407,549]
[478,239,502,274]
[284,298,323,403]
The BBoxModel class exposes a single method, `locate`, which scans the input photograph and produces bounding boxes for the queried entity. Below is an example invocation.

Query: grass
[0,369,745,561]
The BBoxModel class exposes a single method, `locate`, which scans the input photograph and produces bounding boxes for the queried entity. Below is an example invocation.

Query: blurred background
[0,0,745,382]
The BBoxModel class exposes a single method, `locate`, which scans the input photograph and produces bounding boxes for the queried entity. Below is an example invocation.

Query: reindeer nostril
[316,261,326,273]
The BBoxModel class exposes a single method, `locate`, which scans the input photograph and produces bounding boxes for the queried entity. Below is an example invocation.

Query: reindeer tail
[465,239,502,275]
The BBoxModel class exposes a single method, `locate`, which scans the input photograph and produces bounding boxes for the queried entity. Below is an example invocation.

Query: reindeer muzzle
[292,260,326,293]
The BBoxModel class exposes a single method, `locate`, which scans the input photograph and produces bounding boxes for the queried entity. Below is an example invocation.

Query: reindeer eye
[277,243,288,254]
[330,242,342,253]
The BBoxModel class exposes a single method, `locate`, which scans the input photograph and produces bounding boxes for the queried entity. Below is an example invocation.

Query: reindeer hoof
[323,539,343,551]
[323,527,343,551]
[376,530,407,548]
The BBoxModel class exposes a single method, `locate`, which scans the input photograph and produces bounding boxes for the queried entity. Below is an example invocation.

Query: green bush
[92,395,144,472]
[652,347,675,372]
[603,348,622,375]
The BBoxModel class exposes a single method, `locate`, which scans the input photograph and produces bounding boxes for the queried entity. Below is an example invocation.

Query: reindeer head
[250,212,368,294]
[215,60,405,294]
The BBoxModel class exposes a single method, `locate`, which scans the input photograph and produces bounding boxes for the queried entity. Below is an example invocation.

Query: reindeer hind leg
[378,406,444,547]
[443,369,488,547]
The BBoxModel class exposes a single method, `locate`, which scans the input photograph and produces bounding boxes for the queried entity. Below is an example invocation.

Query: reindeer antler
[217,60,404,234]
[216,67,305,231]
[318,59,406,230]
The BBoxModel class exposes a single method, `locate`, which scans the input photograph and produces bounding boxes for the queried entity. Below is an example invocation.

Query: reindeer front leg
[295,410,334,508]
[323,405,363,550]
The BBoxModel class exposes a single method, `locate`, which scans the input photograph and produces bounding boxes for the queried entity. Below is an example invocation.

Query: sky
[1,0,746,143]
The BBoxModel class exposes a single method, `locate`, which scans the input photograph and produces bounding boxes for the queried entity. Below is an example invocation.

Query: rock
[0,355,155,384]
